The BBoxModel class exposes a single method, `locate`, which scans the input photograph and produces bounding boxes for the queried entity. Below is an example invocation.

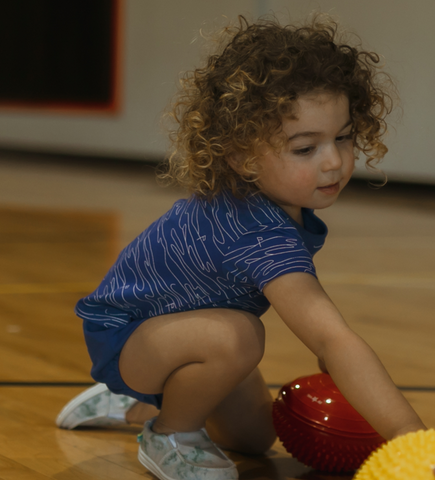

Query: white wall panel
[0,0,255,159]
[264,0,435,183]
[0,0,434,183]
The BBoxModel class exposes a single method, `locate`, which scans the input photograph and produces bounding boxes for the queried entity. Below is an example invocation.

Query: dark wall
[0,0,117,108]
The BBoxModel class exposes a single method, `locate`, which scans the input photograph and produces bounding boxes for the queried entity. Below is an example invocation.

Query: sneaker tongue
[173,430,232,468]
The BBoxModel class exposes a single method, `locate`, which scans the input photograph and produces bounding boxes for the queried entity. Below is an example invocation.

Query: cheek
[290,165,318,189]
[345,144,356,164]
[344,151,356,176]
[262,160,292,187]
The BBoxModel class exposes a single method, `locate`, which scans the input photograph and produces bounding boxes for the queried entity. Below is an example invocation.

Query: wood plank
[0,292,92,382]
[0,157,434,479]
[0,455,53,480]
[0,387,335,480]
[0,207,117,383]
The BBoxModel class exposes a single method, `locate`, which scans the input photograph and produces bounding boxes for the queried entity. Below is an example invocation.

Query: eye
[292,146,315,156]
[336,133,353,143]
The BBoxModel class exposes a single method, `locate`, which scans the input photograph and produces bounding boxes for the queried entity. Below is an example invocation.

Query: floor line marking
[0,381,434,392]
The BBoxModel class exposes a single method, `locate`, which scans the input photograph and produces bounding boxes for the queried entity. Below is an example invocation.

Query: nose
[322,145,343,172]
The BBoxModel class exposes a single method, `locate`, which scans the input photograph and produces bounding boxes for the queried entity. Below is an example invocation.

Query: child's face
[256,92,355,224]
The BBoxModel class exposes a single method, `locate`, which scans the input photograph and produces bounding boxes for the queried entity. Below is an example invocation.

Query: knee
[205,310,265,372]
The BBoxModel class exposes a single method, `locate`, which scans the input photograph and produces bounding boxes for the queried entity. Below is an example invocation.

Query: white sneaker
[56,383,138,429]
[137,417,238,480]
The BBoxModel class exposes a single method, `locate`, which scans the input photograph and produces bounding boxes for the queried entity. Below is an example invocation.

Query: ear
[226,152,245,174]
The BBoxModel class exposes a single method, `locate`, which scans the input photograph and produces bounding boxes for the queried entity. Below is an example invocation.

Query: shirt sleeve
[222,228,317,292]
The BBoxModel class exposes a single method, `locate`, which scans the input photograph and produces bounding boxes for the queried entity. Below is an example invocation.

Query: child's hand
[263,271,427,441]
[391,425,428,440]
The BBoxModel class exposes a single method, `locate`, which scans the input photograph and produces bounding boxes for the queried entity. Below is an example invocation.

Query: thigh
[206,367,277,455]
[118,308,265,395]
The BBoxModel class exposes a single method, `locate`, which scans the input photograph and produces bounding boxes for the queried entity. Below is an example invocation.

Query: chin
[313,199,339,210]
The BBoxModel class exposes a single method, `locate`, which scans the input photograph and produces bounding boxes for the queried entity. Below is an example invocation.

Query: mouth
[317,182,340,195]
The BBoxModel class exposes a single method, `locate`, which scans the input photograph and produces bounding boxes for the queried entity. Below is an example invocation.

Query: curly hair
[159,15,394,197]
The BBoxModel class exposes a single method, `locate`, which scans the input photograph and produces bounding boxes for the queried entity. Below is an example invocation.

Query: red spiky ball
[273,373,385,473]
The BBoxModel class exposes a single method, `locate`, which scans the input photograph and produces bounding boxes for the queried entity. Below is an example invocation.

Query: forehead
[281,92,350,133]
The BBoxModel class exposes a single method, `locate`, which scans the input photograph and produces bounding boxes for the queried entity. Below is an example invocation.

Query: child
[56,15,426,480]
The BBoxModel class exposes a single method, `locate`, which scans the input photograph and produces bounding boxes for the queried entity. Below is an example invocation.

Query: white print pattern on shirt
[75,192,327,328]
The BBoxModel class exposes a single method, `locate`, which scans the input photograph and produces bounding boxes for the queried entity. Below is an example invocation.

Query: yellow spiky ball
[354,429,435,480]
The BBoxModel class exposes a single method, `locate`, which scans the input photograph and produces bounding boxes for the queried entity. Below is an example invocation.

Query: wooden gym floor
[0,152,434,480]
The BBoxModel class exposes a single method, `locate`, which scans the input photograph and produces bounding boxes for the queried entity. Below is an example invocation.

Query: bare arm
[263,272,426,440]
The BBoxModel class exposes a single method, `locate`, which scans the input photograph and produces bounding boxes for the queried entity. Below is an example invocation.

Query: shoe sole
[138,443,175,480]
[56,383,107,429]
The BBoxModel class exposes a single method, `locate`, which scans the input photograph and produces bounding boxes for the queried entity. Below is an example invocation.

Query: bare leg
[206,367,276,455]
[125,367,276,455]
[125,402,159,425]
[119,309,265,437]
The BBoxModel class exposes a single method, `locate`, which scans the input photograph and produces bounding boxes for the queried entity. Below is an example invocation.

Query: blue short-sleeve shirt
[76,191,328,325]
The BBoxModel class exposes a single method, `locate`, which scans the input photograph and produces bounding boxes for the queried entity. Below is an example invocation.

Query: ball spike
[273,373,384,473]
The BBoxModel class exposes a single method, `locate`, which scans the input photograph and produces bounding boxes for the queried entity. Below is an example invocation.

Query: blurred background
[0,0,434,183]
[0,2,434,478]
